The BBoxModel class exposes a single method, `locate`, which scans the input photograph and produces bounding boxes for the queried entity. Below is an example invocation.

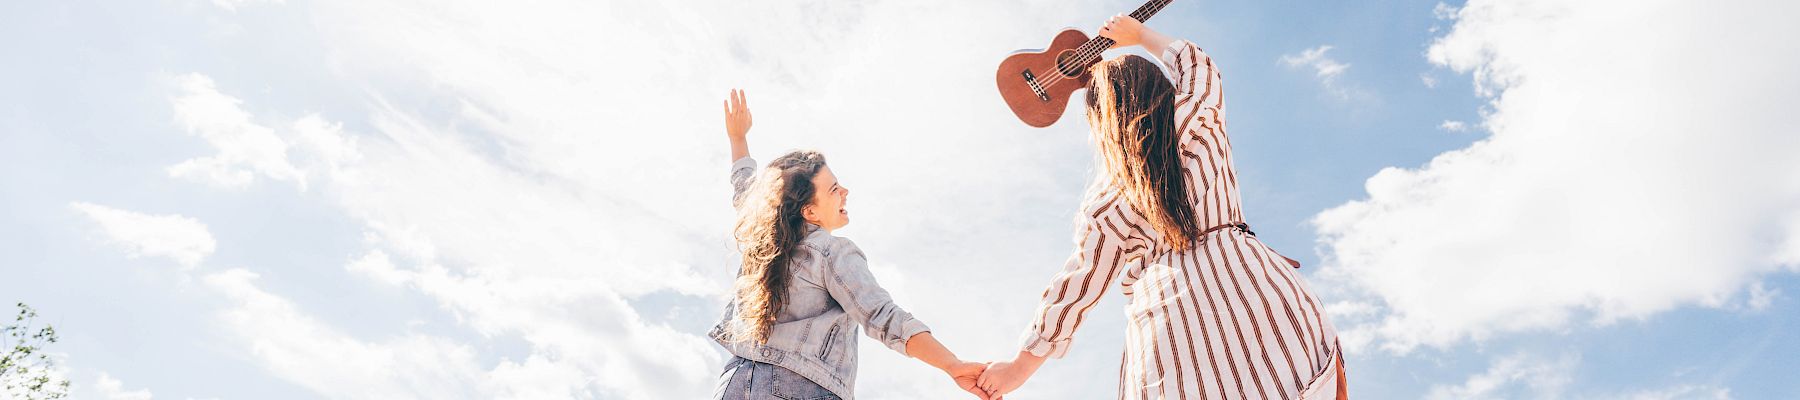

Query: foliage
[1,303,69,400]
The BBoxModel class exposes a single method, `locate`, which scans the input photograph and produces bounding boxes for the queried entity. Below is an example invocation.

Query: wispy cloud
[70,202,216,270]
[1438,120,1469,132]
[1426,351,1734,400]
[1425,352,1576,400]
[1280,45,1366,101]
[205,0,282,12]
[168,74,306,191]
[91,372,153,400]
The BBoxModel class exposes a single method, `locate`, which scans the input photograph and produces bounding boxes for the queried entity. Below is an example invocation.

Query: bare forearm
[904,332,962,371]
[728,136,749,162]
[1010,350,1047,374]
[1138,26,1175,60]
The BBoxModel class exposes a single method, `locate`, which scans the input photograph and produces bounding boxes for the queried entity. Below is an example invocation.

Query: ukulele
[995,0,1174,128]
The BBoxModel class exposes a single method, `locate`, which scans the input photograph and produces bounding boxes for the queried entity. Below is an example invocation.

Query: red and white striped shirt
[1019,40,1343,400]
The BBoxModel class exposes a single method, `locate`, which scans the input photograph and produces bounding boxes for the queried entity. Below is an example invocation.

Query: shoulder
[795,230,870,286]
[802,229,865,264]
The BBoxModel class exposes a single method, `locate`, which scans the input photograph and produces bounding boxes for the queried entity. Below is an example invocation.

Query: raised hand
[723,88,752,161]
[1098,13,1145,48]
[946,361,995,399]
[724,88,752,138]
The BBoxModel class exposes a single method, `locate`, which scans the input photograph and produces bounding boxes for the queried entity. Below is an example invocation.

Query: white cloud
[70,202,216,270]
[92,372,153,400]
[164,79,725,396]
[1425,353,1734,400]
[1619,385,1732,400]
[1425,352,1576,400]
[1773,210,1800,268]
[206,0,282,12]
[202,268,494,399]
[1439,120,1469,132]
[1313,0,1800,352]
[1432,2,1460,20]
[168,73,306,190]
[1280,45,1362,101]
[1742,281,1777,311]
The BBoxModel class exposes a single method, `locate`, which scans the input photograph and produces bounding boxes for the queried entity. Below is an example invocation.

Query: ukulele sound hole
[1055,50,1088,77]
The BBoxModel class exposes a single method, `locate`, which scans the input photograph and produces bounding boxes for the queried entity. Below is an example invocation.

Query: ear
[800,204,818,223]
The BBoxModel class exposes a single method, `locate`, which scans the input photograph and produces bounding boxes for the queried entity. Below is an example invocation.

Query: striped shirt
[1018,40,1342,400]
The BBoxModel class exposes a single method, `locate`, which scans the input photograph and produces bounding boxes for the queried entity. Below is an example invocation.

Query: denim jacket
[710,157,930,400]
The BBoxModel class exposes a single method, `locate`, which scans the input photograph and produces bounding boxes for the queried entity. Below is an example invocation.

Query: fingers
[964,386,991,400]
[724,90,737,116]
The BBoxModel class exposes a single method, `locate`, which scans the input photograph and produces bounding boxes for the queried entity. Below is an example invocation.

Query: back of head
[1086,55,1202,251]
[729,150,827,344]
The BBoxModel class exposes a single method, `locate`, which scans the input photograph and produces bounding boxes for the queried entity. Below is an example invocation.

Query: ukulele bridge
[1021,69,1050,102]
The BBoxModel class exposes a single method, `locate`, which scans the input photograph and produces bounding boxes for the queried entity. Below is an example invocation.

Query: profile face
[804,165,850,230]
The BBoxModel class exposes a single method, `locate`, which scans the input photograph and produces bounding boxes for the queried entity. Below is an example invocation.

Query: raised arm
[724,89,757,207]
[1100,15,1220,108]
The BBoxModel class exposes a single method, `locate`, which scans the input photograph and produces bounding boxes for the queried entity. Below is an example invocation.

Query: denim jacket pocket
[817,322,842,362]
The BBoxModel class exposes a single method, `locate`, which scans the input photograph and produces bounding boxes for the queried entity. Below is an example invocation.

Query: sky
[3,0,1799,399]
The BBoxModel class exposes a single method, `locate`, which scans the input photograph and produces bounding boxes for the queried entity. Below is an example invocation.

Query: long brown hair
[1085,54,1202,251]
[729,150,827,344]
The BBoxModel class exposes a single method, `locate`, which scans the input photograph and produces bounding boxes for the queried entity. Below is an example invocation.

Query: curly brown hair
[728,150,827,344]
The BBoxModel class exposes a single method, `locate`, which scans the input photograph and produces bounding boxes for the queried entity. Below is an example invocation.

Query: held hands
[1098,13,1146,48]
[945,361,998,400]
[977,361,1029,398]
[977,352,1046,398]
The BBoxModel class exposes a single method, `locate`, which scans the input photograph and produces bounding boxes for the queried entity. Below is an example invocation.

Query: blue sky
[4,0,1799,399]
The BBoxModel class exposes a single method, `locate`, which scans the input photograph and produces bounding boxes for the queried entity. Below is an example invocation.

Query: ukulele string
[1033,37,1113,92]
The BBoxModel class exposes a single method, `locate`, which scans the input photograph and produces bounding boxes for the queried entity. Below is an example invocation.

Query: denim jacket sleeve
[818,238,931,355]
[729,156,757,208]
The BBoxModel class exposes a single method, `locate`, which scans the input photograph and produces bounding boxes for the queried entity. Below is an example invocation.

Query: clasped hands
[944,352,1044,399]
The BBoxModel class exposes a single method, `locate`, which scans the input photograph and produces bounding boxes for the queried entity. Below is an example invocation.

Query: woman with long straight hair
[709,89,990,400]
[978,15,1347,400]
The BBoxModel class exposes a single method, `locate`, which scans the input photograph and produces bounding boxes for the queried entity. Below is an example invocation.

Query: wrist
[1013,351,1046,369]
[931,354,966,371]
[937,359,965,373]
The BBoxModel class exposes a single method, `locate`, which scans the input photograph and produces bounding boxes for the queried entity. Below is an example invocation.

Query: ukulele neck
[1075,0,1173,57]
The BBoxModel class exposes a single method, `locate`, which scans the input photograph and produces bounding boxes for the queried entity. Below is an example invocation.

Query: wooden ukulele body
[995,29,1095,128]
